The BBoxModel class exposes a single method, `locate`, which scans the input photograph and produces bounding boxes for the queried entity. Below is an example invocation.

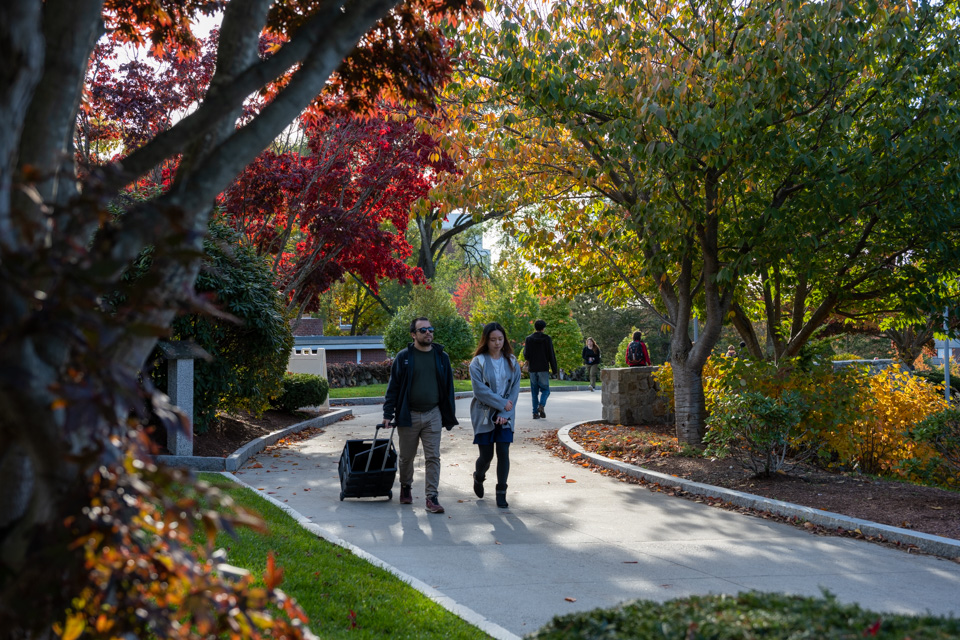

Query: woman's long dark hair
[586,337,599,355]
[473,322,515,370]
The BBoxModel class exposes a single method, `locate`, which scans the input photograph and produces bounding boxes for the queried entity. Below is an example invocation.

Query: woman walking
[582,337,601,391]
[469,322,522,508]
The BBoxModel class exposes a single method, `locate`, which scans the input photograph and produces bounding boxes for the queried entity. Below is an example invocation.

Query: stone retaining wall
[601,366,673,426]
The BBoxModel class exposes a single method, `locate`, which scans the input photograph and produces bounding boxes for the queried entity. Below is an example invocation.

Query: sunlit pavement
[232,389,960,638]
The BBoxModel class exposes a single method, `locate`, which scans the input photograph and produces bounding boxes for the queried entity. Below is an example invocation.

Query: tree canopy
[449,0,960,442]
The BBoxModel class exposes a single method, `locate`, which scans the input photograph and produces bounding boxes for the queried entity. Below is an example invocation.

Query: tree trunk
[671,357,706,444]
[416,216,437,280]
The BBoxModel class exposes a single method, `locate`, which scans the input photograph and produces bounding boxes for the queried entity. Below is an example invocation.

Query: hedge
[531,591,960,639]
[326,361,393,388]
[271,373,329,412]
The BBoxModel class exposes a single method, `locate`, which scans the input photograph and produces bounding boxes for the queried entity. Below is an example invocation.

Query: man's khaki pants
[397,406,442,499]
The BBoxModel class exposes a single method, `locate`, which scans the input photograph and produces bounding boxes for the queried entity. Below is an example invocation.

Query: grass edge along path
[330,380,598,399]
[195,473,494,640]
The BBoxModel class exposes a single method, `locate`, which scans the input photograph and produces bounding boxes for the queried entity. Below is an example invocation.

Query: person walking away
[625,331,651,367]
[469,322,521,508]
[582,337,601,391]
[382,317,458,514]
[523,319,558,419]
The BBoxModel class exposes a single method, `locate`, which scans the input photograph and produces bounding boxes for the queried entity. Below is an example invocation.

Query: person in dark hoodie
[522,319,558,419]
[382,317,458,514]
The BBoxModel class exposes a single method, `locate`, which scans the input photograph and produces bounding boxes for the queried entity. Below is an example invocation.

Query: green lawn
[329,379,599,399]
[195,473,491,639]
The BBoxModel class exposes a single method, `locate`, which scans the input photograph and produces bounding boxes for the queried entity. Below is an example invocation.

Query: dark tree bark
[0,0,487,630]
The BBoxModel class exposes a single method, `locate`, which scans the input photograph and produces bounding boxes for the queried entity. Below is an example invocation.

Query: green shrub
[384,285,475,364]
[148,223,294,433]
[535,298,585,373]
[912,406,960,473]
[271,373,329,412]
[614,328,640,367]
[914,369,960,394]
[530,591,960,639]
[471,264,539,355]
[703,391,806,477]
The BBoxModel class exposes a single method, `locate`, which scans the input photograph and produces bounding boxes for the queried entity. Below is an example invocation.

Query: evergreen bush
[614,328,639,367]
[530,591,960,639]
[271,373,329,412]
[911,406,960,476]
[148,223,293,433]
[914,369,960,394]
[383,285,475,364]
[535,298,585,374]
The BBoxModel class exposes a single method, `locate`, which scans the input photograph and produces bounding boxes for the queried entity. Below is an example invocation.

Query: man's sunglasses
[416,327,435,334]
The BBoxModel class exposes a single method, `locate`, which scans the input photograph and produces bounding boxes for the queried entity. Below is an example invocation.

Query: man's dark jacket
[523,332,558,375]
[383,343,459,428]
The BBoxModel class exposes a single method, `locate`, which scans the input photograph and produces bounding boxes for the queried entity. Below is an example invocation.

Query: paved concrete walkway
[231,391,960,639]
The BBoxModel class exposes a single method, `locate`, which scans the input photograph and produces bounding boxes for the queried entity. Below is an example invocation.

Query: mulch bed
[541,422,960,550]
[156,409,323,458]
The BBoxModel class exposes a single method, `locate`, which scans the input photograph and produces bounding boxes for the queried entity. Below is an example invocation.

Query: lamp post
[945,307,952,403]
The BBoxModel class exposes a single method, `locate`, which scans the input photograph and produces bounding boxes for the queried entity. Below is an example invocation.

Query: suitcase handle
[364,423,396,472]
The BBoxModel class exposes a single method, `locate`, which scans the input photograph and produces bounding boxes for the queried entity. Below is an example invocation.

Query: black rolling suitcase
[338,423,398,501]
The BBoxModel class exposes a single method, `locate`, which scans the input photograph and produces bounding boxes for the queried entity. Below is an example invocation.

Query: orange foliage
[655,359,950,480]
[54,436,310,640]
[830,365,948,476]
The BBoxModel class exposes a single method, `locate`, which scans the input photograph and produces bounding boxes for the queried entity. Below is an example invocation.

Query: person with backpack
[625,331,651,367]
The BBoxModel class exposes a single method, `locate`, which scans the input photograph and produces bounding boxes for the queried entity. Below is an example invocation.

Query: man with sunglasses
[382,317,459,513]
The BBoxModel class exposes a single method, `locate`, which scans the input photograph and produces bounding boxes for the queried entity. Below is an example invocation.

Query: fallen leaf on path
[623,561,638,564]
[249,463,263,469]
[564,597,576,602]
[565,479,577,483]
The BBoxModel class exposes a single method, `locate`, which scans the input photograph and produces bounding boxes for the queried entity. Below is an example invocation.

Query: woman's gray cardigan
[469,353,522,435]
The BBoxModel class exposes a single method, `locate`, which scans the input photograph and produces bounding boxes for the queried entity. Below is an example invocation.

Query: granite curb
[557,421,960,560]
[330,384,598,406]
[221,472,521,640]
[156,408,354,471]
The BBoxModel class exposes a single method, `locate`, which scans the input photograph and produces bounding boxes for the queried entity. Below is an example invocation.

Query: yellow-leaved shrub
[654,358,949,482]
[830,364,948,477]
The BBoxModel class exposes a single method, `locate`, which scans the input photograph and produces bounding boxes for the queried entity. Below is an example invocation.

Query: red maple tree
[222,107,455,313]
[79,31,458,315]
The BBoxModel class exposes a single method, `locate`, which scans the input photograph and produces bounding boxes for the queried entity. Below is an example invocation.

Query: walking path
[229,391,960,639]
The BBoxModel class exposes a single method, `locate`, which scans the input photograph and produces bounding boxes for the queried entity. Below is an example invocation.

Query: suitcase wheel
[339,491,345,501]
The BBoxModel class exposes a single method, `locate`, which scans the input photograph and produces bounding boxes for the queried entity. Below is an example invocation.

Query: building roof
[294,335,385,349]
[291,318,326,337]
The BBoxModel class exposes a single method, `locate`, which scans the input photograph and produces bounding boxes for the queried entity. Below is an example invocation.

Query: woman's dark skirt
[473,423,514,445]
